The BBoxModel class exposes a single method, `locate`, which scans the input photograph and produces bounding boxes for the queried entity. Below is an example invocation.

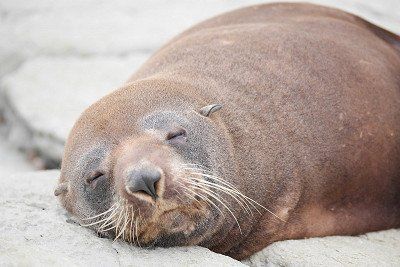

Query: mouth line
[88,193,221,247]
[93,168,229,244]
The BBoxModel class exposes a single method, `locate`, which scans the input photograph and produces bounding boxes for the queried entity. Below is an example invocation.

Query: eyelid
[86,171,104,184]
[166,128,187,140]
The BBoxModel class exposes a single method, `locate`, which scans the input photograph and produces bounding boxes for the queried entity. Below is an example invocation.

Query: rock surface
[1,55,148,162]
[245,229,400,266]
[1,0,400,164]
[0,138,33,174]
[0,170,245,267]
[1,170,399,266]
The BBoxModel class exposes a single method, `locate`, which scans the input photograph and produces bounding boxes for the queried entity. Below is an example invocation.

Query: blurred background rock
[0,0,399,171]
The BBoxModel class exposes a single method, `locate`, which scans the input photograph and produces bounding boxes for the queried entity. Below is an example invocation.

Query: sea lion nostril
[126,168,161,200]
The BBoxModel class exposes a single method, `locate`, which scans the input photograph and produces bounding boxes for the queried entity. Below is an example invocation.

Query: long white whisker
[136,211,141,247]
[181,184,216,211]
[81,214,114,227]
[183,190,203,206]
[98,211,119,231]
[186,169,284,221]
[240,194,285,222]
[190,183,242,234]
[99,217,119,232]
[187,185,224,217]
[115,207,129,241]
[98,204,120,230]
[177,181,211,206]
[122,206,129,240]
[185,170,239,191]
[182,163,211,170]
[173,188,187,203]
[188,176,253,216]
[82,203,117,221]
[113,206,125,241]
[130,206,135,244]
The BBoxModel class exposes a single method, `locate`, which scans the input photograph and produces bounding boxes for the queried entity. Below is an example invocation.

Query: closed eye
[166,128,187,141]
[86,171,104,185]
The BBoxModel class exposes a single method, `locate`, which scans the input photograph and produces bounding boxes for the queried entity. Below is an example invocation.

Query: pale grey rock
[0,0,399,165]
[0,170,245,267]
[1,170,399,266]
[0,0,262,57]
[0,138,34,174]
[0,0,398,60]
[1,54,148,162]
[243,229,400,266]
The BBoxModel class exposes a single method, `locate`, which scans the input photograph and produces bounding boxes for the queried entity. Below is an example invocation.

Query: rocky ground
[0,0,399,266]
[1,0,399,165]
[2,171,399,266]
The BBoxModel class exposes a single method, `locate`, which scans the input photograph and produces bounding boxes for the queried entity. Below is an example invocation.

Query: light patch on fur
[276,207,291,222]
[221,40,234,46]
[302,206,336,237]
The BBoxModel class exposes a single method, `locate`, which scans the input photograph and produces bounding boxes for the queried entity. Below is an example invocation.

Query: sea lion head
[55,78,244,247]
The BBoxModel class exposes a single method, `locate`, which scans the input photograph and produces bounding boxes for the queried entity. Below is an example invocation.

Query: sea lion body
[56,3,400,259]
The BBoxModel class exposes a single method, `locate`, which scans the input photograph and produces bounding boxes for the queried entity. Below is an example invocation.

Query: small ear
[199,104,222,117]
[54,182,69,196]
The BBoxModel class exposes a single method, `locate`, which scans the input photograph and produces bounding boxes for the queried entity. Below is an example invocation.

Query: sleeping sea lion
[55,3,400,259]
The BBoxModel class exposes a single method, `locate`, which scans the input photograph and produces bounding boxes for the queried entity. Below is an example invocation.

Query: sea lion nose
[126,167,161,200]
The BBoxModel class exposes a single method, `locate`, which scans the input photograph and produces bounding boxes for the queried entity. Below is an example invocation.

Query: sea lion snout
[114,136,177,204]
[125,166,161,200]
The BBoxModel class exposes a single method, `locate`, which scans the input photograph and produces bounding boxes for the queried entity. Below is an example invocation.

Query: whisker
[185,168,285,222]
[98,204,120,230]
[181,163,211,169]
[182,189,202,204]
[240,194,286,222]
[82,203,117,221]
[113,206,125,241]
[188,176,252,216]
[115,207,129,241]
[173,188,187,203]
[99,217,119,232]
[176,181,201,201]
[81,214,113,227]
[136,211,141,247]
[129,206,134,244]
[184,169,238,190]
[98,209,119,232]
[182,185,215,211]
[81,204,119,229]
[177,181,213,209]
[122,206,129,240]
[188,186,224,216]
[190,184,242,234]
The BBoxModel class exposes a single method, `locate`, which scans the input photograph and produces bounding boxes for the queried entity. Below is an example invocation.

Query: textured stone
[0,0,398,59]
[1,55,148,162]
[0,0,399,164]
[0,170,245,266]
[0,138,33,174]
[1,170,399,266]
[244,229,400,266]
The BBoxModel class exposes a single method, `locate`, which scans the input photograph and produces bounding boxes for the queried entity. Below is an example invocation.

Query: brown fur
[57,3,400,260]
